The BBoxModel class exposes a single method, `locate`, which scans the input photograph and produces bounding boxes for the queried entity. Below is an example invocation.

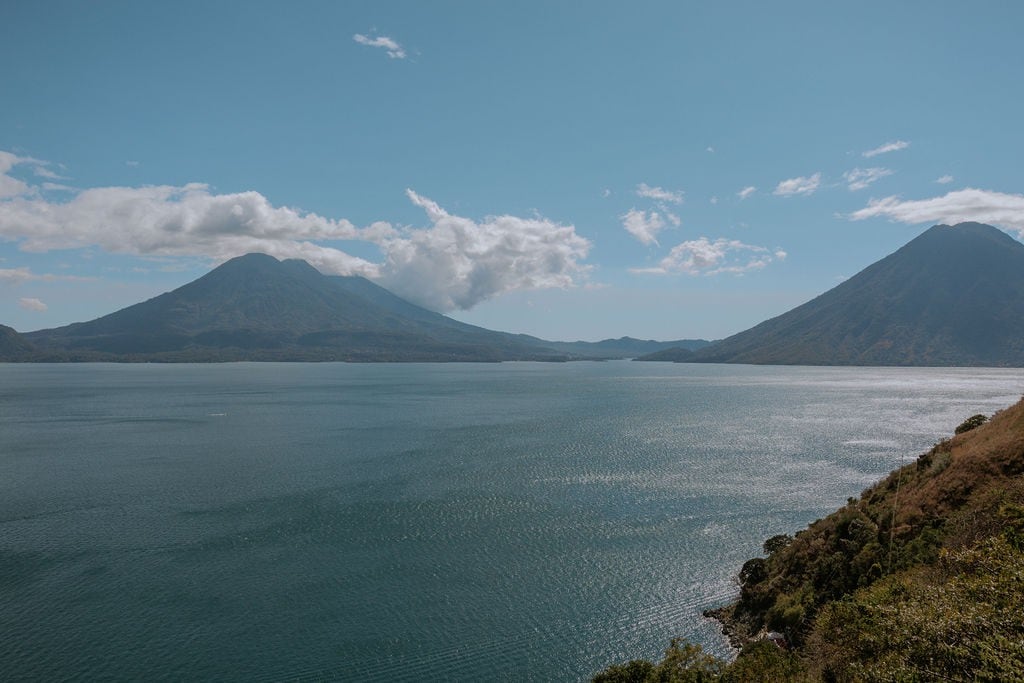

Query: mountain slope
[0,324,34,357]
[19,254,567,362]
[686,222,1024,366]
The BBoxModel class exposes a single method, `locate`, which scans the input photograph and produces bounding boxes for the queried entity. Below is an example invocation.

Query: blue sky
[2,1,1023,340]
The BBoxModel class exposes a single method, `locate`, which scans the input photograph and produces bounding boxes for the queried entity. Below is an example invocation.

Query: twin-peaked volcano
[16,254,568,361]
[677,222,1024,366]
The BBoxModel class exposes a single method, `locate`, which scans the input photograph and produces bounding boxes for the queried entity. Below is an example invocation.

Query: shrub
[723,640,806,682]
[738,558,767,588]
[762,534,792,555]
[955,413,988,434]
[592,659,656,683]
[592,639,727,683]
[806,536,1024,681]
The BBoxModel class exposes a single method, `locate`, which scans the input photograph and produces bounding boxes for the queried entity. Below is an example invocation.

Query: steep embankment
[594,397,1024,681]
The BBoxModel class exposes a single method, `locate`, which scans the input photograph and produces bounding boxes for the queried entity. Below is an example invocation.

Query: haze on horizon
[2,1,1023,341]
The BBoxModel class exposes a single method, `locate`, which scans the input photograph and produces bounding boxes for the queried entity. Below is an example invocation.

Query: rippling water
[1,362,1022,681]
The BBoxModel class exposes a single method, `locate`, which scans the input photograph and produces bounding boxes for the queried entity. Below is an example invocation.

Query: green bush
[807,536,1024,681]
[955,413,988,434]
[591,639,728,683]
[722,640,806,682]
[592,659,656,683]
[762,534,792,555]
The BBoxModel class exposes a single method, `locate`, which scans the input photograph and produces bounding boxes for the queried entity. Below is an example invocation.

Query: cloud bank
[0,182,384,276]
[849,188,1024,237]
[0,151,592,312]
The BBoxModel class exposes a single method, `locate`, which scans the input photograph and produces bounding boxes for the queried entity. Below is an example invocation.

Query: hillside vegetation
[594,396,1024,681]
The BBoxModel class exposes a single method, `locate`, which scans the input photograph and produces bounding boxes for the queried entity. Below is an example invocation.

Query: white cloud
[126,160,140,167]
[0,267,33,285]
[0,151,33,198]
[706,146,715,153]
[404,188,449,222]
[353,33,407,59]
[0,152,64,196]
[665,210,681,226]
[0,150,593,313]
[849,188,1024,237]
[843,167,893,191]
[936,174,954,184]
[737,186,757,200]
[862,140,909,158]
[0,182,384,276]
[601,188,611,198]
[773,173,821,197]
[0,174,30,199]
[620,209,665,246]
[28,159,61,179]
[0,267,91,285]
[632,237,785,275]
[18,297,47,312]
[32,166,62,180]
[41,182,75,192]
[710,196,719,205]
[635,183,684,204]
[378,190,591,310]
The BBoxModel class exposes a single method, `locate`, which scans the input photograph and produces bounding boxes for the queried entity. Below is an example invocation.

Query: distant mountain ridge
[532,336,711,359]
[3,254,708,362]
[632,346,695,362]
[642,222,1024,366]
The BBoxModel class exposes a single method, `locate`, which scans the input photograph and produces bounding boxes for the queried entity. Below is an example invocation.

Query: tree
[955,413,988,434]
[763,534,793,555]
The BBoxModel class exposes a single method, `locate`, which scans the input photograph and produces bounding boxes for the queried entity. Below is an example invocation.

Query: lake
[1,362,1022,681]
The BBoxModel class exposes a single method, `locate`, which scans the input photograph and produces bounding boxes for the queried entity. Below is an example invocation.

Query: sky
[2,1,1024,341]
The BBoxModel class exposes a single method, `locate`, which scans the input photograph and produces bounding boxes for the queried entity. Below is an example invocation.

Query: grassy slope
[594,396,1024,681]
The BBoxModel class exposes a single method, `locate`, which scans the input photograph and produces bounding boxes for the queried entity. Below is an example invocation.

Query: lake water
[1,362,1022,681]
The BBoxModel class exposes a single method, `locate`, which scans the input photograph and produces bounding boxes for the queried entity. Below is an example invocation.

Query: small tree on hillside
[955,414,988,434]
